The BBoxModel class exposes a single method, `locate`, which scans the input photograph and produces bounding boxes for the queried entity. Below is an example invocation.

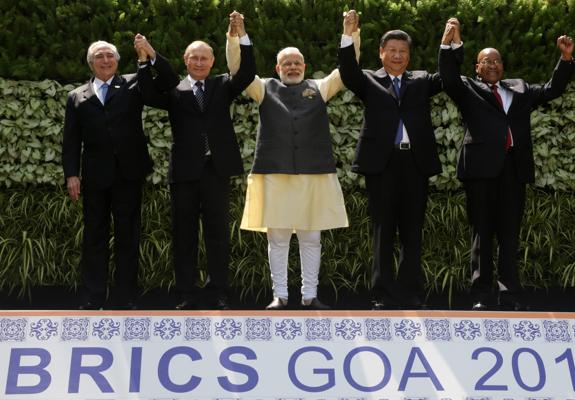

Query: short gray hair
[86,41,120,64]
[276,47,304,64]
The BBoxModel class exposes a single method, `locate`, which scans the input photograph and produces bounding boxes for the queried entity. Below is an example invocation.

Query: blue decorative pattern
[92,318,121,340]
[274,318,302,340]
[185,318,211,341]
[305,318,332,341]
[424,319,451,341]
[365,318,392,341]
[513,320,541,341]
[30,318,58,341]
[335,319,362,340]
[123,318,151,341]
[394,319,422,340]
[61,318,89,341]
[153,318,181,340]
[453,320,482,341]
[543,320,571,342]
[246,318,272,341]
[484,319,511,342]
[215,318,242,340]
[0,318,27,341]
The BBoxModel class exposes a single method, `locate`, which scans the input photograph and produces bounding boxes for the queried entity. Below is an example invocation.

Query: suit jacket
[338,44,443,177]
[138,45,256,182]
[62,74,153,189]
[439,46,574,182]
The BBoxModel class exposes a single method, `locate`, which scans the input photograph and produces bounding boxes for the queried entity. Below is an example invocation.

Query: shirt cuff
[239,34,251,46]
[340,35,353,48]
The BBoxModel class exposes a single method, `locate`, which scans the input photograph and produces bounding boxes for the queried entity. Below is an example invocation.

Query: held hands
[557,35,574,60]
[343,9,359,36]
[441,18,461,45]
[133,33,156,61]
[228,10,246,37]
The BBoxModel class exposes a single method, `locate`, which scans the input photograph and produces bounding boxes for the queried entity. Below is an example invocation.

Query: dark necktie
[100,82,109,105]
[195,81,210,155]
[392,77,403,144]
[490,84,513,152]
[194,81,205,111]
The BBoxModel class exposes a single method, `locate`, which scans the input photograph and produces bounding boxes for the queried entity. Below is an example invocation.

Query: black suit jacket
[138,45,256,182]
[338,44,443,177]
[439,46,574,182]
[62,74,153,189]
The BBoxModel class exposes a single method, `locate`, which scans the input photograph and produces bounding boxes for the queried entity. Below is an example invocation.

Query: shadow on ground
[0,286,573,311]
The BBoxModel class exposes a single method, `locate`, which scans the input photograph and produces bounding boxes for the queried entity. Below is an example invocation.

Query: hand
[134,33,156,60]
[343,9,359,36]
[441,18,461,45]
[229,10,246,37]
[557,35,574,60]
[66,176,81,201]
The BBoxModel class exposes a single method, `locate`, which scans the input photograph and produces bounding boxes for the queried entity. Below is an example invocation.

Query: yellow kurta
[241,173,348,232]
[226,34,360,232]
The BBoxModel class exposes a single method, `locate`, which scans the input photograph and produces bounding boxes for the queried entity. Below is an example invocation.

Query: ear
[275,64,281,75]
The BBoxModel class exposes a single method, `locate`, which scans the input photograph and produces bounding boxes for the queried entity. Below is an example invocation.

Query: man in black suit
[134,11,256,309]
[439,19,574,310]
[62,40,154,309]
[338,11,447,310]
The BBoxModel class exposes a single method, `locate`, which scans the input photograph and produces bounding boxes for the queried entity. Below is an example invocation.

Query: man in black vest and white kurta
[227,14,359,310]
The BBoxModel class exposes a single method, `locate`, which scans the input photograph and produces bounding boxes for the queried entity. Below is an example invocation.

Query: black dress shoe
[301,298,331,310]
[266,297,288,310]
[175,300,197,310]
[110,302,138,310]
[371,299,399,310]
[78,302,104,310]
[214,297,231,310]
[498,292,529,311]
[472,301,488,311]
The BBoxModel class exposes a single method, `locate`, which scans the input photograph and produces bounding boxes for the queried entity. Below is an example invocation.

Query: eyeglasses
[479,59,502,66]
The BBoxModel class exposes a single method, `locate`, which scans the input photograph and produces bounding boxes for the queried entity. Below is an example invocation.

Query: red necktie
[490,84,513,152]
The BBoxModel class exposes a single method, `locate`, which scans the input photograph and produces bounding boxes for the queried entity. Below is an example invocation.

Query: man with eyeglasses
[228,12,360,310]
[439,18,574,311]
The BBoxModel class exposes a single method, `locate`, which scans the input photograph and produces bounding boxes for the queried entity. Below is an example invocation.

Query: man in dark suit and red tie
[62,40,156,310]
[439,18,574,310]
[338,11,448,310]
[134,11,256,310]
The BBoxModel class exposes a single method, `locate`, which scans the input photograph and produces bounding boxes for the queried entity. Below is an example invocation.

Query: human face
[379,39,410,76]
[90,47,118,81]
[276,52,306,85]
[476,48,504,85]
[184,43,215,81]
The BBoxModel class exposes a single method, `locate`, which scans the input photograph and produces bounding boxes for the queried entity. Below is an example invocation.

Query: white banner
[0,310,574,399]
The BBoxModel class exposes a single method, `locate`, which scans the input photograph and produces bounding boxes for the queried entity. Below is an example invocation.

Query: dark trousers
[365,149,429,306]
[464,151,525,302]
[81,178,143,305]
[171,159,231,302]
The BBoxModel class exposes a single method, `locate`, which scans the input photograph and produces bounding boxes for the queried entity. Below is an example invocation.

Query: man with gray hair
[228,13,359,310]
[62,40,158,309]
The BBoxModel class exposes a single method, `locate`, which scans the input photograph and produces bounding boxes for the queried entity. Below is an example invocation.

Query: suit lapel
[104,75,123,104]
[374,68,397,100]
[84,79,102,108]
[476,80,504,111]
[202,77,216,111]
[399,71,411,99]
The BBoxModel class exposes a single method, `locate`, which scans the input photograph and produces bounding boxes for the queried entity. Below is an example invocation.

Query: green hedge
[1,0,574,83]
[2,186,575,300]
[1,77,575,190]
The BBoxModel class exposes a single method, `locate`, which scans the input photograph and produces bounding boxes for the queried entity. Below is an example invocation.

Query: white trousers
[266,228,321,300]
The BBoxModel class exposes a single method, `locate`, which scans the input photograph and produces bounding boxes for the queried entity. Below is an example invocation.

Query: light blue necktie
[392,77,403,144]
[100,82,109,105]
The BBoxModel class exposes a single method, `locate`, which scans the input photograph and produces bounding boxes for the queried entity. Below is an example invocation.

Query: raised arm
[438,18,466,102]
[338,10,366,99]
